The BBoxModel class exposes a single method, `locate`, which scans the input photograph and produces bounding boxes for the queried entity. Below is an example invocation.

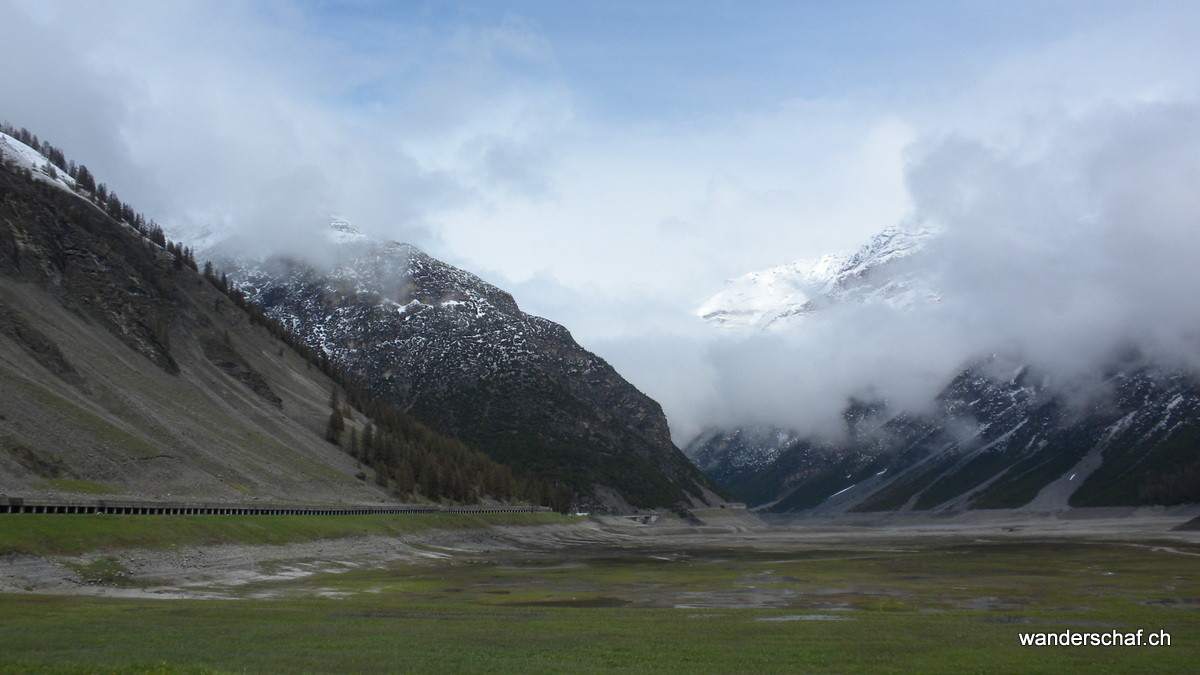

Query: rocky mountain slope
[205,223,722,512]
[0,130,521,506]
[688,227,1200,513]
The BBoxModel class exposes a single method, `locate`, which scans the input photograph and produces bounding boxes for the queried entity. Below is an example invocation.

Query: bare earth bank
[3,506,1197,602]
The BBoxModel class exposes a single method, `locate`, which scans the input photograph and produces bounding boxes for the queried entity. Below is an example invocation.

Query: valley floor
[1,508,1198,672]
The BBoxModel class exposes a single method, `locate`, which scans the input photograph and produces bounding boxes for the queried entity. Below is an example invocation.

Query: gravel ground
[3,506,1198,600]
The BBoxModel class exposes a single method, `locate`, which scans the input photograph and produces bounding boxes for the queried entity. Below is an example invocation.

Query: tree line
[1,122,173,259]
[1,120,573,512]
[323,388,572,510]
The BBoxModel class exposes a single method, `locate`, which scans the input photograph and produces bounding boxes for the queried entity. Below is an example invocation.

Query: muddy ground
[3,505,1197,606]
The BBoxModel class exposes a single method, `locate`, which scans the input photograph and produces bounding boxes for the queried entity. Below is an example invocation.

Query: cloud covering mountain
[3,1,1199,443]
[694,102,1200,440]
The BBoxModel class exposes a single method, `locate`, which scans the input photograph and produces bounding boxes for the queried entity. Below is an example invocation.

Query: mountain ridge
[698,224,938,330]
[688,224,1200,513]
[0,127,554,509]
[200,218,724,512]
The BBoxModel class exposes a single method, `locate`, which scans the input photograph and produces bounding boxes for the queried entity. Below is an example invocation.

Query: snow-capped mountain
[697,224,938,330]
[202,221,722,512]
[688,224,1200,513]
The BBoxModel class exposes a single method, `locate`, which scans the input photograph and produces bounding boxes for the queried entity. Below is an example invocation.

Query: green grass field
[0,516,1197,672]
[0,512,569,556]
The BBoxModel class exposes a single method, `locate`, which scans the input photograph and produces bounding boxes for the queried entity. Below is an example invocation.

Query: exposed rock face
[689,225,1200,513]
[218,225,721,511]
[689,358,1200,513]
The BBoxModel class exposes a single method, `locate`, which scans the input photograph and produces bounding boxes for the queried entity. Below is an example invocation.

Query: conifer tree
[75,165,95,193]
[325,408,344,445]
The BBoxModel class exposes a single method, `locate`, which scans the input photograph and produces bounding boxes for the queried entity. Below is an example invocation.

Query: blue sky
[300,0,1137,120]
[3,0,1199,438]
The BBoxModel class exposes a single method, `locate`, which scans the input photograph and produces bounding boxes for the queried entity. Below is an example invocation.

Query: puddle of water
[507,597,630,608]
[1140,597,1200,607]
[756,614,850,622]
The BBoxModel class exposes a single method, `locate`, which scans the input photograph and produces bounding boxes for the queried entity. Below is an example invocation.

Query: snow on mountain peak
[698,224,938,331]
[328,217,368,245]
[697,261,814,330]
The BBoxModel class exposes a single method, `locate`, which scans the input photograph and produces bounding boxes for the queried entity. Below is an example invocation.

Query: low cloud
[671,101,1200,442]
[0,1,567,262]
[4,1,1198,446]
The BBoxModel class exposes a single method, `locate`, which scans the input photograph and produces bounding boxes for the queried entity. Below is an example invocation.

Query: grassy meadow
[0,512,568,557]
[0,516,1197,672]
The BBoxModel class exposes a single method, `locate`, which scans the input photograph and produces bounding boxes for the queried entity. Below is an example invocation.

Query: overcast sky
[3,1,1199,441]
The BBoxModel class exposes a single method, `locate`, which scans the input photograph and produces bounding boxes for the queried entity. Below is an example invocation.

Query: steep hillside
[207,223,723,511]
[0,130,534,506]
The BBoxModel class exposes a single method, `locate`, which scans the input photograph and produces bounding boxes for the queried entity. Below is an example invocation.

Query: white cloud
[4,0,1199,445]
[663,100,1200,443]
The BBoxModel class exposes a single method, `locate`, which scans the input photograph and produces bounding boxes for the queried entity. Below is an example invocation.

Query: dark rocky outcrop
[689,357,1200,513]
[199,333,282,408]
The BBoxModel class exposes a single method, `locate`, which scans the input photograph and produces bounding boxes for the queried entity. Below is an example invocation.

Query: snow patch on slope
[0,132,79,194]
[698,224,939,331]
[328,217,368,245]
